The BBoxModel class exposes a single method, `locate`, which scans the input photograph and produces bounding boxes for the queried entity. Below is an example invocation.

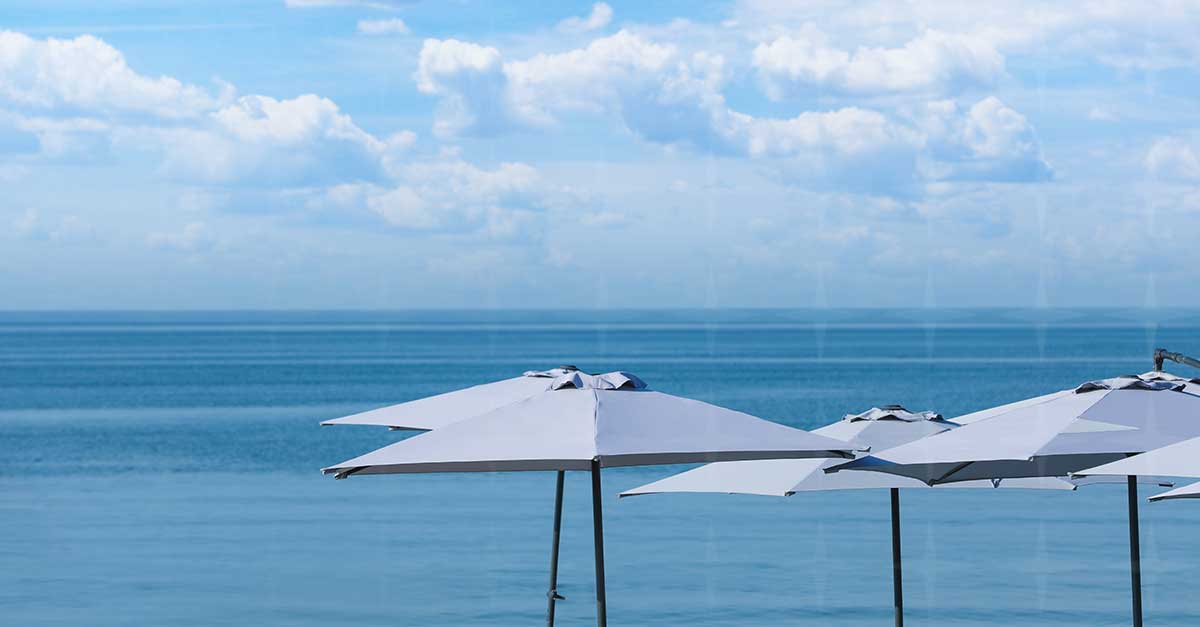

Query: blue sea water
[2,309,1200,626]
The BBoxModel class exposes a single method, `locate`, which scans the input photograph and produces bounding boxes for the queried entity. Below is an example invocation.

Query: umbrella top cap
[1140,370,1200,384]
[549,370,647,391]
[1075,375,1187,394]
[843,405,943,423]
[522,366,580,378]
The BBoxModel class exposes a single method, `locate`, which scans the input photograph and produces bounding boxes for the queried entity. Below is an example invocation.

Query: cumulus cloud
[413,30,1050,195]
[1145,137,1200,181]
[357,18,409,35]
[557,3,614,33]
[734,0,1200,75]
[0,30,569,245]
[0,31,224,118]
[122,94,405,186]
[414,38,509,136]
[304,159,553,238]
[753,27,1005,97]
[919,97,1053,182]
[0,110,112,161]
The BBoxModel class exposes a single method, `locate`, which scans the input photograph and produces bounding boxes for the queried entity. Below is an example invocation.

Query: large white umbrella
[621,405,1074,627]
[829,374,1200,627]
[322,369,856,627]
[1076,432,1200,502]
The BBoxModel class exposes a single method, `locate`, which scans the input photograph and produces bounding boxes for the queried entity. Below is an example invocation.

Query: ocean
[2,309,1199,626]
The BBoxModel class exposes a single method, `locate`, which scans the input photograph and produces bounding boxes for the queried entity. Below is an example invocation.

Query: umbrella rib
[931,461,972,485]
[334,466,367,480]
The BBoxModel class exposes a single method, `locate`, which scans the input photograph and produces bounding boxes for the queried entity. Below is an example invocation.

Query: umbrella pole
[590,460,608,627]
[891,488,904,627]
[546,470,566,627]
[1127,475,1143,627]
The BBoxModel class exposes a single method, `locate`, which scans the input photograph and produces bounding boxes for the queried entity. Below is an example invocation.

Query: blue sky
[3,0,1200,308]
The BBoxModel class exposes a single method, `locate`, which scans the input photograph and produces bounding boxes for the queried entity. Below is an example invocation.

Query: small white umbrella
[323,369,856,627]
[1076,432,1200,502]
[621,405,1074,626]
[829,374,1200,627]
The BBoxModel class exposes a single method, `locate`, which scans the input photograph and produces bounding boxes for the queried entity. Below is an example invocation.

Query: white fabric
[1149,480,1200,502]
[1075,435,1200,479]
[830,379,1200,485]
[1138,370,1200,394]
[842,405,943,423]
[323,387,855,477]
[548,370,646,391]
[320,367,578,429]
[621,406,1075,498]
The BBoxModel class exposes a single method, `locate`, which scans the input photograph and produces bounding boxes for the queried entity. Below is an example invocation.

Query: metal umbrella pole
[591,460,608,627]
[1142,348,1200,623]
[1135,347,1200,626]
[1127,475,1143,627]
[546,471,566,626]
[891,488,904,627]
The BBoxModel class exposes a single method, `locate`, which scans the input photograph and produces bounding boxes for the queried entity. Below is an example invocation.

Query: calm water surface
[2,309,1199,626]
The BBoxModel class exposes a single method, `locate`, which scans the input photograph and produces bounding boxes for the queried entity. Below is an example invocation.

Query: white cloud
[124,93,406,186]
[302,159,554,238]
[0,111,110,160]
[734,1,1200,74]
[1145,137,1200,181]
[753,27,1005,96]
[557,3,614,34]
[0,31,223,118]
[0,31,567,242]
[919,97,1053,182]
[414,31,1050,194]
[414,38,508,136]
[505,31,678,127]
[357,18,409,35]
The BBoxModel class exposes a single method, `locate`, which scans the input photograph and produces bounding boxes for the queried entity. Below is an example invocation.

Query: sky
[2,0,1199,309]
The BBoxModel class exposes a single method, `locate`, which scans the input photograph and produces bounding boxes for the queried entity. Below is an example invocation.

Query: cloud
[0,31,571,245]
[414,38,509,136]
[3,112,112,161]
[753,27,1005,97]
[0,31,224,118]
[357,18,409,35]
[121,93,410,186]
[414,31,1050,195]
[734,0,1200,74]
[919,97,1053,182]
[300,158,556,239]
[1145,137,1200,181]
[557,3,614,34]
